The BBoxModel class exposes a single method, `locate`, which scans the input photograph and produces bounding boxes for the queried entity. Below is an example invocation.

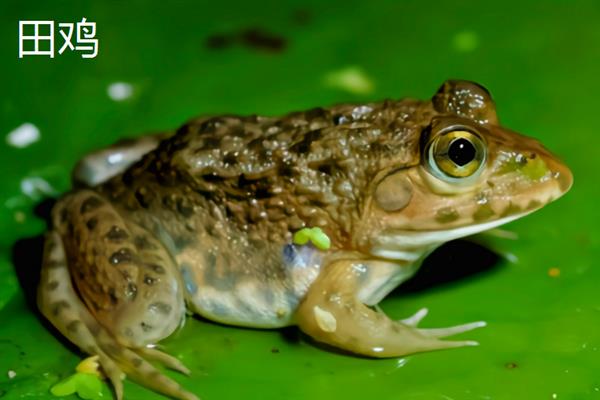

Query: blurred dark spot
[205,33,234,50]
[240,28,286,52]
[206,27,287,53]
[291,9,312,25]
[394,239,501,295]
[271,347,280,353]
[505,362,518,369]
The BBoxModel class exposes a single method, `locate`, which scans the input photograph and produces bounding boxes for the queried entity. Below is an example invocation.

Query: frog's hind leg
[38,192,199,400]
[295,259,485,358]
[38,231,126,398]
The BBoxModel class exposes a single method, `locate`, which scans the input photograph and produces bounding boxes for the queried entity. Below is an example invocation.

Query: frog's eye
[426,129,486,180]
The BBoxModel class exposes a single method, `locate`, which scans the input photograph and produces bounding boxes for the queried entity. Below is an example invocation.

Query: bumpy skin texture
[38,81,572,400]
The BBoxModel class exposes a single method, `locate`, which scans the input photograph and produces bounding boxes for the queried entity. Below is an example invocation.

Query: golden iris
[427,129,486,179]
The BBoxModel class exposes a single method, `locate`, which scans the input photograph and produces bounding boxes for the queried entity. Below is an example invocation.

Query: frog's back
[92,98,428,328]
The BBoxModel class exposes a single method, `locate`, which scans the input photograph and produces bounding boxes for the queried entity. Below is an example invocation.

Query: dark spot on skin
[149,302,172,315]
[126,283,138,300]
[505,362,518,369]
[80,196,102,214]
[109,248,134,265]
[332,114,348,125]
[66,320,81,333]
[146,263,165,274]
[106,226,129,242]
[47,280,59,291]
[124,328,133,337]
[140,322,153,332]
[109,288,118,305]
[176,198,194,218]
[436,207,459,223]
[135,187,152,208]
[501,202,522,217]
[132,357,143,367]
[473,203,495,222]
[143,275,156,286]
[527,199,542,211]
[51,300,70,316]
[86,217,98,230]
[134,236,158,250]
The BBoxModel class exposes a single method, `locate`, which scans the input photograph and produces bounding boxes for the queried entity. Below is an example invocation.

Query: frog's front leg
[295,258,485,357]
[38,191,197,400]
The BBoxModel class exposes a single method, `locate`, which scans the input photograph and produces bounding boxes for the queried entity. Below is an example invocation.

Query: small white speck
[503,252,519,264]
[107,82,133,101]
[351,105,373,120]
[6,123,40,148]
[372,346,384,353]
[20,177,57,200]
[551,394,558,399]
[107,152,124,165]
[396,358,407,368]
[8,370,16,379]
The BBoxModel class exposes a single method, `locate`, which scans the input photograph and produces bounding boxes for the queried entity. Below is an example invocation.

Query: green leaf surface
[1,1,599,400]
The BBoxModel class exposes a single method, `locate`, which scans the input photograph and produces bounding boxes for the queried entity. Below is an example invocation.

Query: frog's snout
[546,154,573,194]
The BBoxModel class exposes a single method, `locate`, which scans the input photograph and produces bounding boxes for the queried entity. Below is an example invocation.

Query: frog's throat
[370,211,530,261]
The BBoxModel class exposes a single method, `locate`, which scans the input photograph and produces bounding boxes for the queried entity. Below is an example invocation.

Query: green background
[1,1,598,399]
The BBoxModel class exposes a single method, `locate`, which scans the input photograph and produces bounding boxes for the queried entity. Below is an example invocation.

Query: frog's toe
[399,307,429,327]
[417,320,487,338]
[399,308,486,338]
[135,347,191,375]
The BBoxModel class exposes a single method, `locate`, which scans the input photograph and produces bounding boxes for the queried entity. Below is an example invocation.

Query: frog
[37,80,573,400]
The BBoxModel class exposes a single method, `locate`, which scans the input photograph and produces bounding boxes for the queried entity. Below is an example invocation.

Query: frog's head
[362,80,573,260]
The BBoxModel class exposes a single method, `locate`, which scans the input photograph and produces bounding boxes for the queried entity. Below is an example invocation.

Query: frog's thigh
[73,133,167,186]
[41,192,197,400]
[295,259,482,358]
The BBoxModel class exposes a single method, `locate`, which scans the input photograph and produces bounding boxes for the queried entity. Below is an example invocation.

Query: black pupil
[448,138,476,166]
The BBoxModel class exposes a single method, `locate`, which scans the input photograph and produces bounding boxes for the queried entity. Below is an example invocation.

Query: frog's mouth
[370,211,532,262]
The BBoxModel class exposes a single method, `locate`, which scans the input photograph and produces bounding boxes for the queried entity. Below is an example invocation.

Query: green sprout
[293,227,331,250]
[51,356,106,400]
